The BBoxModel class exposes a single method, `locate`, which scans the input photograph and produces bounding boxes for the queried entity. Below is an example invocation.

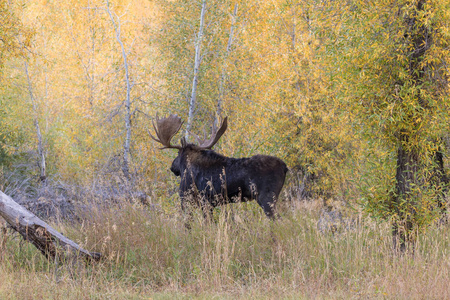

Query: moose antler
[194,117,228,149]
[149,114,183,149]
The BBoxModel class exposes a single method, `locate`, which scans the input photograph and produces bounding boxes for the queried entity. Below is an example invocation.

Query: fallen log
[0,190,101,262]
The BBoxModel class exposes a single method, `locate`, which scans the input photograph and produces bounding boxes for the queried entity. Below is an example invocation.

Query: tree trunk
[391,0,434,252]
[215,3,238,127]
[106,0,132,180]
[432,143,449,217]
[186,0,206,140]
[24,62,46,183]
[392,141,418,252]
[0,191,101,262]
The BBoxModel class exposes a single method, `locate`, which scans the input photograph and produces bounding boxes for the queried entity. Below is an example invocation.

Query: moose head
[150,114,287,220]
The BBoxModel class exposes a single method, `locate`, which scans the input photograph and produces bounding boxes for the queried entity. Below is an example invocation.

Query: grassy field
[0,199,449,299]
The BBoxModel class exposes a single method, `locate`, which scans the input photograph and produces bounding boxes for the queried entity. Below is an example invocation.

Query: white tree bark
[186,0,207,140]
[24,62,46,182]
[106,0,132,179]
[216,3,238,127]
[0,191,100,262]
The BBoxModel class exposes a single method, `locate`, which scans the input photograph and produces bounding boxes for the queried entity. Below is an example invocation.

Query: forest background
[1,0,450,298]
[2,0,370,212]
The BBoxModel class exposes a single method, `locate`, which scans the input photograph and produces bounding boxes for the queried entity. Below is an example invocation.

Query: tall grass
[1,199,449,299]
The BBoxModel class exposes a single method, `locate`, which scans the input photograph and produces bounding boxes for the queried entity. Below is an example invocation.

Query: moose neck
[185,146,228,167]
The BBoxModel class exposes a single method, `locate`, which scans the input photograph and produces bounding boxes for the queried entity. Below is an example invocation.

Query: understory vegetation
[1,196,449,299]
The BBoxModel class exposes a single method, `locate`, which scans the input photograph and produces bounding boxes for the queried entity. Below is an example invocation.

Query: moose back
[150,114,288,218]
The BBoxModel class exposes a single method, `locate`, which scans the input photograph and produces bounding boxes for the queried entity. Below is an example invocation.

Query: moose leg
[201,201,214,224]
[257,193,278,219]
[181,198,194,230]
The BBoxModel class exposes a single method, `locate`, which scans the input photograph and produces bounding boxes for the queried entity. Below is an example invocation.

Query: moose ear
[180,137,187,148]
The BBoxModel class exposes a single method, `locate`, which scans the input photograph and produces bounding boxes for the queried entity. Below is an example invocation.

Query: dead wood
[0,190,101,263]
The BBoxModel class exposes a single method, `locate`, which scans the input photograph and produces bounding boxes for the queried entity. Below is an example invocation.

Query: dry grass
[0,198,449,299]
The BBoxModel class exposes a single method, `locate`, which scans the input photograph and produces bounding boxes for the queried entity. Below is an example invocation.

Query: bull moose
[150,114,288,219]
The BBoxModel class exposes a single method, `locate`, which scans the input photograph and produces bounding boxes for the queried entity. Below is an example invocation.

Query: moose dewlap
[150,114,288,219]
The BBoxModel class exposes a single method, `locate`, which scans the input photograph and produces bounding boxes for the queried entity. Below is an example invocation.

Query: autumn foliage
[0,0,450,245]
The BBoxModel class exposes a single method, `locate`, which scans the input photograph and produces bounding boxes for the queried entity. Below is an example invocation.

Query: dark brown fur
[170,144,288,218]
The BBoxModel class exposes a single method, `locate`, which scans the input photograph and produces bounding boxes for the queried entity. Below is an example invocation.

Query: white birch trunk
[0,190,101,262]
[24,62,46,182]
[106,1,132,179]
[186,0,207,140]
[216,3,238,127]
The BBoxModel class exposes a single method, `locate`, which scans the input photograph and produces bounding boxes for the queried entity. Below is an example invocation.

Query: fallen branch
[0,190,101,262]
